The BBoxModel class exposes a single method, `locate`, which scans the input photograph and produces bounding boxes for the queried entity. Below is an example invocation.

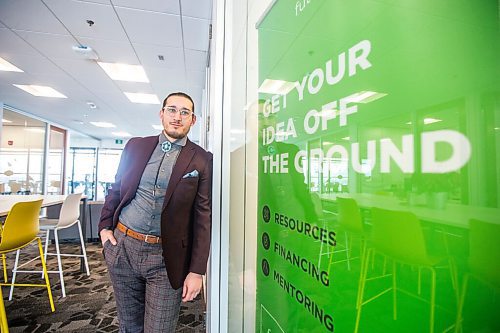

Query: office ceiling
[0,0,212,142]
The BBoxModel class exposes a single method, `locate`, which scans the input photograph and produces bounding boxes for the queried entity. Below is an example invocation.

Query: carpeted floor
[2,241,206,332]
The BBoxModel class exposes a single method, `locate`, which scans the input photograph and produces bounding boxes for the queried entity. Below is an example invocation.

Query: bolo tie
[161,141,172,153]
[154,141,172,197]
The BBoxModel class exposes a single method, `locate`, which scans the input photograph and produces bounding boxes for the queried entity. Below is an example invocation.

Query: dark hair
[162,92,195,114]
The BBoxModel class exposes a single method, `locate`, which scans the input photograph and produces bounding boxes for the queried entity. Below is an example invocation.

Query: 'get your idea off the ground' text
[260,40,471,175]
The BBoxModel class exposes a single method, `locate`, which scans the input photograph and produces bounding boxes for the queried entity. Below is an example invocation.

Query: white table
[0,195,67,217]
[0,194,89,272]
[320,193,500,228]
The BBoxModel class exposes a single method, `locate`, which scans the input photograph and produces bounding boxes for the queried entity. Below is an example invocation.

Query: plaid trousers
[103,229,182,333]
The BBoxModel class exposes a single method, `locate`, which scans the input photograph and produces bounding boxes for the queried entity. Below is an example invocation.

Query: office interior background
[1,0,499,332]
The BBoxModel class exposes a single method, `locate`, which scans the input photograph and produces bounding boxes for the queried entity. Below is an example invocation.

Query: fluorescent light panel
[90,121,116,128]
[152,125,163,130]
[13,84,68,98]
[124,92,160,104]
[0,57,23,72]
[345,91,387,103]
[423,118,442,125]
[2,119,12,123]
[13,84,67,98]
[97,62,149,82]
[112,131,131,137]
[406,118,443,125]
[258,79,296,95]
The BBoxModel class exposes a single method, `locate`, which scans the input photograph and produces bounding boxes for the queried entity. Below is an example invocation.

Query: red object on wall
[7,140,13,146]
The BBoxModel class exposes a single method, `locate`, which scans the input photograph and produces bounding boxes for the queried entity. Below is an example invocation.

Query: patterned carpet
[2,242,206,332]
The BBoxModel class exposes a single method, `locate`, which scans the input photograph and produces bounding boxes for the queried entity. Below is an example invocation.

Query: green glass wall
[256,1,499,332]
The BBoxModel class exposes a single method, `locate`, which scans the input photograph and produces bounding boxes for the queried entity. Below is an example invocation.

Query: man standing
[99,92,212,332]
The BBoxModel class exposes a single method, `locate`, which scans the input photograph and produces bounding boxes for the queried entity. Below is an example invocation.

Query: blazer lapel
[126,136,158,200]
[162,139,196,210]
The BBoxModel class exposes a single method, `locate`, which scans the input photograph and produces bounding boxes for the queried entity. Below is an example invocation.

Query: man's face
[160,95,196,140]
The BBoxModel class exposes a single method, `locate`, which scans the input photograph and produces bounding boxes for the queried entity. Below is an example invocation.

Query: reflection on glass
[255,1,499,332]
[96,149,122,200]
[47,126,66,194]
[0,109,45,194]
[66,148,97,200]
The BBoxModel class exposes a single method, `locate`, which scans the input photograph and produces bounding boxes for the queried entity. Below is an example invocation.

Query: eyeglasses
[163,106,193,118]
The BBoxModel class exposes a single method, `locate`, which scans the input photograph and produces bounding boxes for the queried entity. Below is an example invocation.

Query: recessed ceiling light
[97,62,149,82]
[258,79,296,95]
[124,92,160,104]
[342,136,351,141]
[424,118,442,124]
[2,119,12,123]
[152,125,163,130]
[90,121,116,128]
[0,57,23,72]
[406,118,442,125]
[345,91,387,103]
[112,131,131,137]
[13,84,67,98]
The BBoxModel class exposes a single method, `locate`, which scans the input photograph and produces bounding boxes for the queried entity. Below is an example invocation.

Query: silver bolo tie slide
[161,141,172,153]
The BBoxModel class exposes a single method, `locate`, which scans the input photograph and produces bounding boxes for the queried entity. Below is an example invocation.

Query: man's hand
[100,229,117,247]
[182,272,203,302]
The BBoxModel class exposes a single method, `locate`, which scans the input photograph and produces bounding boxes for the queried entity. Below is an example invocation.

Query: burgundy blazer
[98,135,213,289]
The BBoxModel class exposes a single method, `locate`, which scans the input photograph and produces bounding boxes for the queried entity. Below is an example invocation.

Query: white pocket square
[182,170,199,178]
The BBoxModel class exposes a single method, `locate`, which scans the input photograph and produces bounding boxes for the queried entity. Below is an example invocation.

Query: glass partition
[0,109,46,194]
[96,148,123,200]
[224,0,500,332]
[66,148,97,200]
[47,125,66,194]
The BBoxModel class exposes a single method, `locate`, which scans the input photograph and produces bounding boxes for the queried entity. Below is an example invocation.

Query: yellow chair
[454,219,500,333]
[355,207,457,333]
[0,200,55,332]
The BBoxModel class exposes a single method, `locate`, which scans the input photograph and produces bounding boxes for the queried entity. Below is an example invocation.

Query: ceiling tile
[182,17,210,51]
[81,0,111,4]
[0,0,68,34]
[116,7,182,47]
[133,43,184,69]
[0,28,40,58]
[15,31,79,59]
[181,0,212,19]
[114,81,156,96]
[186,70,206,87]
[44,0,128,41]
[146,67,187,95]
[185,49,207,72]
[54,58,123,95]
[6,54,64,76]
[78,37,138,63]
[113,0,179,14]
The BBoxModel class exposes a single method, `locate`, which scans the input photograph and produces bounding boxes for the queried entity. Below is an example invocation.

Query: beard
[165,126,189,139]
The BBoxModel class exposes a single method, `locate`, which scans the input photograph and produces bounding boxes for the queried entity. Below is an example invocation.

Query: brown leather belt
[116,222,162,244]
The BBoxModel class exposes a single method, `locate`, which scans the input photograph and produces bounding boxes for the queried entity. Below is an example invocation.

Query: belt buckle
[144,234,157,244]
